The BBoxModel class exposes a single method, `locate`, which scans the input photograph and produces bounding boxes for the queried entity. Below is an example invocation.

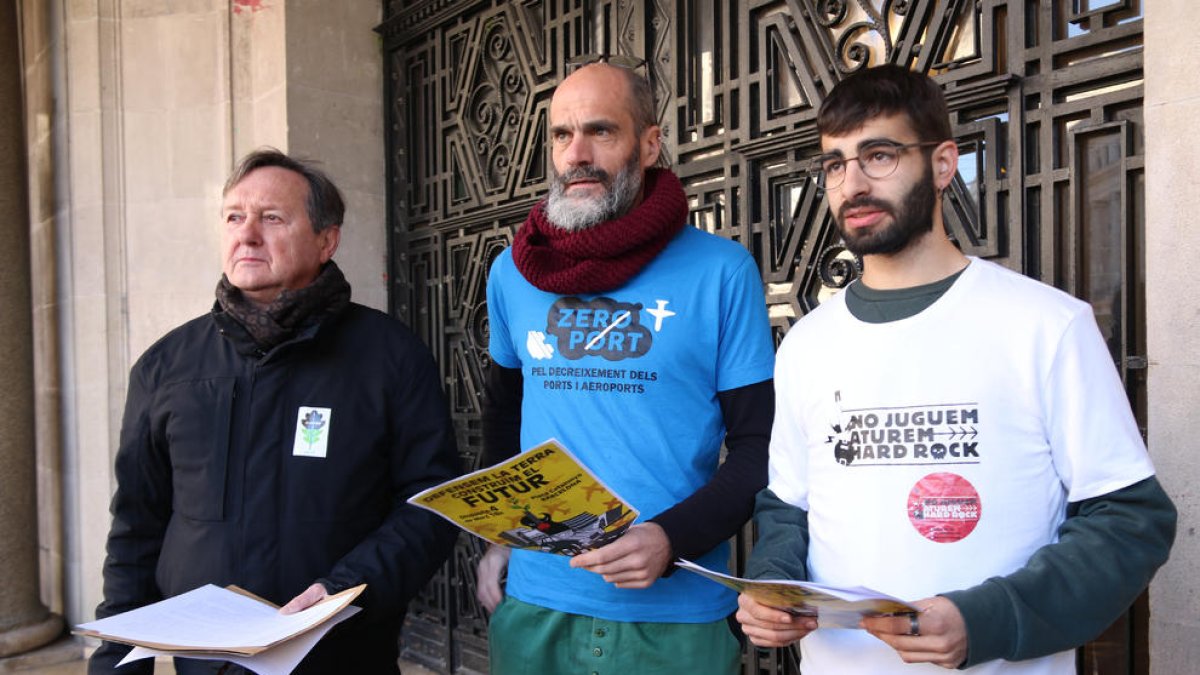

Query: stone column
[0,0,63,657]
[1146,1,1200,672]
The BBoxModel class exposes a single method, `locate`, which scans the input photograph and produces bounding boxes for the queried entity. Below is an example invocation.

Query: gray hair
[223,148,345,233]
[617,68,665,167]
[618,68,657,135]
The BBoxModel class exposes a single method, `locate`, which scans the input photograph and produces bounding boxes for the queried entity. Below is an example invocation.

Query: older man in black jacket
[90,149,461,674]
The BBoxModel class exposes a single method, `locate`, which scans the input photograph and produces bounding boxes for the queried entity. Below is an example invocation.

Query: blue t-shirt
[487,225,775,622]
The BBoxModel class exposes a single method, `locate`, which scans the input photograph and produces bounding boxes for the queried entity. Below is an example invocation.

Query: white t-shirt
[768,258,1154,674]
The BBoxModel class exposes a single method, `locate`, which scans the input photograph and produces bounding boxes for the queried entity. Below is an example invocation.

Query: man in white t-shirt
[735,65,1176,674]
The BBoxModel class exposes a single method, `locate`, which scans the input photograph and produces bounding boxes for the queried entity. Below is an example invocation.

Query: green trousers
[488,596,742,675]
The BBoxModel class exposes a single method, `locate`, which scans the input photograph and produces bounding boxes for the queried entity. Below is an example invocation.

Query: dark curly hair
[818,65,953,144]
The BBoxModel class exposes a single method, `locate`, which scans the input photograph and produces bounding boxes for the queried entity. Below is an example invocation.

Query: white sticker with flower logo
[293,406,332,458]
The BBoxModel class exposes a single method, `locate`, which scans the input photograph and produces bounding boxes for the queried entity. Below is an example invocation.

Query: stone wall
[21,0,65,622]
[1,0,61,656]
[22,0,385,626]
[285,0,388,311]
[1145,1,1200,672]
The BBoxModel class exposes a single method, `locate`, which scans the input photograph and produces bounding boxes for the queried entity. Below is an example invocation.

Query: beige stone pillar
[0,0,63,657]
[1145,1,1200,672]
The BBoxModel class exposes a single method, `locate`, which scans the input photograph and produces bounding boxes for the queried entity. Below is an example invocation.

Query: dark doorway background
[378,1,1148,672]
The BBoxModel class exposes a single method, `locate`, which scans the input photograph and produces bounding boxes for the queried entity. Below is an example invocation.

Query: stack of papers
[75,584,364,675]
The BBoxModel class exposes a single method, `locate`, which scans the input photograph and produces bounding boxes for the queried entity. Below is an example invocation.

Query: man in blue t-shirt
[477,60,775,674]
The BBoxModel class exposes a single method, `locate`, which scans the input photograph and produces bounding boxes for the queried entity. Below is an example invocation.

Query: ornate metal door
[378,1,1147,673]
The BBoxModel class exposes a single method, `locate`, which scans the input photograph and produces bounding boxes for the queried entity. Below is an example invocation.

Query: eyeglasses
[810,141,942,190]
[566,53,647,73]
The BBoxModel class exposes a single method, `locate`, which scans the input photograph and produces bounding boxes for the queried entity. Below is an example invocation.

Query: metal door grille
[379,1,1147,672]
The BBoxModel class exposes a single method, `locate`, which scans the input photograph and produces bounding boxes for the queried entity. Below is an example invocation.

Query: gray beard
[545,153,643,232]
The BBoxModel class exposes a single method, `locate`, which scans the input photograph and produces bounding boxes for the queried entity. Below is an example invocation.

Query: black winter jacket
[90,303,461,674]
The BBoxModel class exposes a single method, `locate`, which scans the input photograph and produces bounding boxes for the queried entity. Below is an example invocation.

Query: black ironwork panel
[381,1,1147,673]
[381,2,595,672]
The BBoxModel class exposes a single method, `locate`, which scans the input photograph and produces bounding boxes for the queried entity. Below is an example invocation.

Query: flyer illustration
[408,439,638,555]
[676,560,918,628]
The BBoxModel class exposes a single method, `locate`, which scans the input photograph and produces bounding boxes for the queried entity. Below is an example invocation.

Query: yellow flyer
[675,560,917,628]
[407,438,638,555]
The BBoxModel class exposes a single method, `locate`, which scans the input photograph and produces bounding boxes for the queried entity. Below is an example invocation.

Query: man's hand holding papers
[75,583,364,674]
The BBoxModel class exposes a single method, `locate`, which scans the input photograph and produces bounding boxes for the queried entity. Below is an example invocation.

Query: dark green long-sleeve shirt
[747,478,1175,668]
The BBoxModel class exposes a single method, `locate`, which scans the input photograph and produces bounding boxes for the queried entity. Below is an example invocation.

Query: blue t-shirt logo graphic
[526,331,555,360]
[545,297,652,361]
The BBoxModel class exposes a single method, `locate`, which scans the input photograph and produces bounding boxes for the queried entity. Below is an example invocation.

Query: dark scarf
[215,261,351,349]
[512,167,688,294]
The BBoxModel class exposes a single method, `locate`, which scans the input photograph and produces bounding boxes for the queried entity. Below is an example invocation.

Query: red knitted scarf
[512,168,688,294]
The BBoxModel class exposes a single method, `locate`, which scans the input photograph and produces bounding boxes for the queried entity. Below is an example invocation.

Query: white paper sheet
[77,584,357,652]
[117,606,360,675]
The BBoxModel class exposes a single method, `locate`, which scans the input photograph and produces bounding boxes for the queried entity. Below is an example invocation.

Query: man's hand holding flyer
[676,560,918,629]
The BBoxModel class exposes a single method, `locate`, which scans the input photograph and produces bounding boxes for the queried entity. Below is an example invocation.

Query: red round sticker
[907,473,981,543]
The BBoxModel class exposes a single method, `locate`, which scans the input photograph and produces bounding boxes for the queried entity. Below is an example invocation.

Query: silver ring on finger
[908,613,921,636]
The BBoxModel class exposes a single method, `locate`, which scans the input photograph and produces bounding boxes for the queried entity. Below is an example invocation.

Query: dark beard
[837,168,937,256]
[545,151,643,232]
